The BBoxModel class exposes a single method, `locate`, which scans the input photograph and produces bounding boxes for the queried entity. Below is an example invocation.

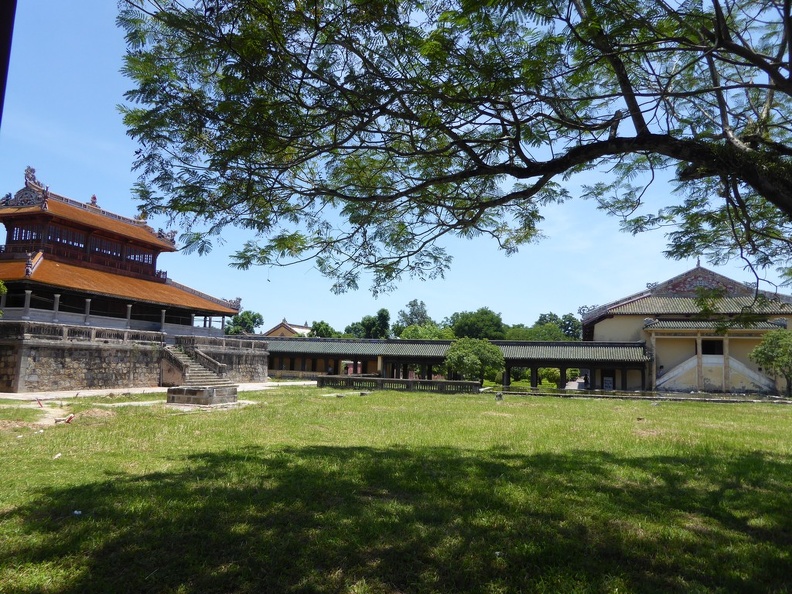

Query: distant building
[263,318,311,338]
[581,265,792,393]
[267,266,792,395]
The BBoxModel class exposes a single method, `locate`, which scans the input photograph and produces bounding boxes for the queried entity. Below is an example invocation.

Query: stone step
[166,346,237,388]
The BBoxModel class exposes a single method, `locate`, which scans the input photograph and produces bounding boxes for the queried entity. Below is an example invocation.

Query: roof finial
[696,256,701,267]
[24,166,40,187]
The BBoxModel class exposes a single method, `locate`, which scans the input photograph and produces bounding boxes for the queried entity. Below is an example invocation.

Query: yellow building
[263,319,312,338]
[582,266,792,393]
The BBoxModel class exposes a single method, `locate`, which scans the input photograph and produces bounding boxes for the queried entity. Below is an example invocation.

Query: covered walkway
[265,338,650,390]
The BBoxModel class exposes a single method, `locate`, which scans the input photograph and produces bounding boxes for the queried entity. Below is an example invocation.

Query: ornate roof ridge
[1,167,177,247]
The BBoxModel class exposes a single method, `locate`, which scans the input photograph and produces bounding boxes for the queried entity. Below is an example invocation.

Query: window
[47,224,86,248]
[125,246,154,265]
[89,236,122,258]
[702,339,724,355]
[11,224,40,242]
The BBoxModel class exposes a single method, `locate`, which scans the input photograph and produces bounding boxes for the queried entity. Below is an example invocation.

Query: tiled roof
[0,185,176,251]
[582,266,792,324]
[266,338,649,363]
[266,338,453,358]
[644,319,787,330]
[0,258,238,314]
[494,341,650,363]
[609,295,792,315]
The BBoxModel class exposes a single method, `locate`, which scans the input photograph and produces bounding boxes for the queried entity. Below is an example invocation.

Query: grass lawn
[1,387,791,593]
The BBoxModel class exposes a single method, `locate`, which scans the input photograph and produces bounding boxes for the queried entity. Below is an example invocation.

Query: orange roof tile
[0,258,238,314]
[0,185,176,251]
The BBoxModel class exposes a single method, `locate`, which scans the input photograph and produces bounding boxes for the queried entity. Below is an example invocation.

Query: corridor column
[53,294,61,323]
[126,304,132,329]
[83,297,91,325]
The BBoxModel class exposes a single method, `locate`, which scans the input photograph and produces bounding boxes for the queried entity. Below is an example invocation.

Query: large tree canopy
[119,0,792,294]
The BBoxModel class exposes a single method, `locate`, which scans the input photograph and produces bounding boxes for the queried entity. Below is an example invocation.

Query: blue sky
[0,1,783,332]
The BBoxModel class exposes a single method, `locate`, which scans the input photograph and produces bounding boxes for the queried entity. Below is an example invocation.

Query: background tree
[535,313,582,341]
[525,323,569,342]
[504,324,533,341]
[448,308,506,340]
[224,310,264,335]
[345,308,391,339]
[399,322,455,340]
[119,1,792,293]
[504,313,581,341]
[309,320,340,338]
[343,322,366,339]
[444,338,505,383]
[749,330,792,396]
[392,299,433,337]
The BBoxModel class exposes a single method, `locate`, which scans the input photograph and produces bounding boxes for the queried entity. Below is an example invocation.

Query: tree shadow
[4,446,792,593]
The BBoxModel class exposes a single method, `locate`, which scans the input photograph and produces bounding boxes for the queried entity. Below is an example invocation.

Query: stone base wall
[0,340,161,392]
[0,322,270,393]
[199,349,269,383]
[0,343,21,391]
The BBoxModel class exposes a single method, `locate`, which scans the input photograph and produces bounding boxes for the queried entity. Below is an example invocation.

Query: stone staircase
[165,347,238,405]
[165,346,236,388]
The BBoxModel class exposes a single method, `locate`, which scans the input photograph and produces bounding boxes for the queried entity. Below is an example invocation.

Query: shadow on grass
[4,446,792,593]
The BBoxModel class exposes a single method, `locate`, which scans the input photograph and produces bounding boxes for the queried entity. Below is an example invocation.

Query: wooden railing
[317,376,481,394]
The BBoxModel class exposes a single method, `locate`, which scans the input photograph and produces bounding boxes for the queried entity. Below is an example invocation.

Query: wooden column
[126,303,132,329]
[52,293,60,323]
[83,297,91,325]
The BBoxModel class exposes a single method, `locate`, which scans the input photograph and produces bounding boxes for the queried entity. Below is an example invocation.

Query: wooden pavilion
[0,169,239,335]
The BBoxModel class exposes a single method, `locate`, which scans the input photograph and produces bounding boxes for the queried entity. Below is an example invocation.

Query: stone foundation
[166,385,239,405]
[0,321,270,393]
[0,338,161,392]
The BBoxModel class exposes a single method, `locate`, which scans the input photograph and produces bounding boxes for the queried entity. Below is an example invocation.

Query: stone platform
[166,385,238,405]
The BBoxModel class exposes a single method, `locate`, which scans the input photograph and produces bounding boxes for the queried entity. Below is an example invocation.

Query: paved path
[1,381,317,402]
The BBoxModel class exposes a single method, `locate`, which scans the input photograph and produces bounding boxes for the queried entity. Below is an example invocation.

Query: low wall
[317,376,481,394]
